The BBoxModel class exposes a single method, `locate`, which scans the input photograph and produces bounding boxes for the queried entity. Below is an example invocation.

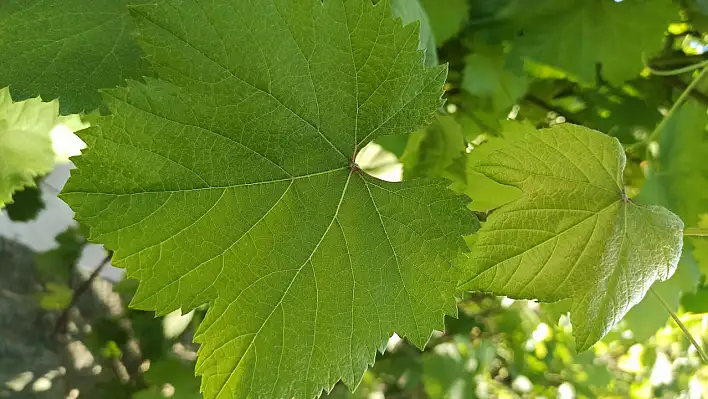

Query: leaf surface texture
[62,1,477,398]
[459,124,683,350]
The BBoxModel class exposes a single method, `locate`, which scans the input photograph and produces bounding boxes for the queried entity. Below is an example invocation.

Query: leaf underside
[0,87,57,208]
[61,1,477,398]
[459,124,683,351]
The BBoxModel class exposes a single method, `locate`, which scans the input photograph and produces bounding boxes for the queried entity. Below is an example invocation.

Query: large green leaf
[459,124,684,351]
[507,0,676,84]
[0,87,57,208]
[61,1,477,398]
[0,0,150,114]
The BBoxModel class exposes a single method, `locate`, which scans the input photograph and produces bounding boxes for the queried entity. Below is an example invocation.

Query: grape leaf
[0,87,57,208]
[61,1,477,398]
[0,0,151,114]
[507,0,676,84]
[459,124,684,351]
[419,0,469,45]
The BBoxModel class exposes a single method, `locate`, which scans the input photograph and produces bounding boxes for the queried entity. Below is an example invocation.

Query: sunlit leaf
[459,124,684,351]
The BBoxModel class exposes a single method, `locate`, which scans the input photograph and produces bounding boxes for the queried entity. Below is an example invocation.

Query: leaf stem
[626,65,708,152]
[644,56,708,76]
[650,287,708,364]
[684,227,708,237]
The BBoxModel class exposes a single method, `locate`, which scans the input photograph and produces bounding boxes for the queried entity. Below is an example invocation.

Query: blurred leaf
[420,0,469,45]
[507,0,677,83]
[681,284,708,313]
[641,99,708,275]
[401,114,466,181]
[36,282,73,310]
[0,0,151,114]
[35,228,85,284]
[101,341,123,360]
[0,87,56,208]
[460,124,684,351]
[4,182,44,222]
[462,46,529,114]
[566,85,662,144]
[135,358,201,399]
[422,340,477,399]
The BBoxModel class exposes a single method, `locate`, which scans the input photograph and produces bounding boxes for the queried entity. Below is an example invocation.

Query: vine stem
[626,65,708,152]
[650,287,708,364]
[684,227,708,237]
[644,56,708,76]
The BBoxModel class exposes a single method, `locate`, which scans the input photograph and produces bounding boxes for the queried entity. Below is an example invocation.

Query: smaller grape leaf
[0,87,57,208]
[459,123,684,351]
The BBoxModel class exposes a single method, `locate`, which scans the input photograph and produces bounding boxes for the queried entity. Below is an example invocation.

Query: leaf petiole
[684,227,708,237]
[626,65,708,154]
[650,287,708,364]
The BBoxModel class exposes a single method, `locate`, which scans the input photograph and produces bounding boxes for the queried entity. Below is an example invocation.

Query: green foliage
[399,113,466,180]
[420,0,469,45]
[506,0,677,84]
[0,87,56,208]
[461,45,528,114]
[2,0,708,398]
[0,0,150,114]
[135,359,201,399]
[459,124,684,350]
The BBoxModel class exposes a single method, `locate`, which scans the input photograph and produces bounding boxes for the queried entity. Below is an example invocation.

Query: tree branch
[54,253,113,334]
